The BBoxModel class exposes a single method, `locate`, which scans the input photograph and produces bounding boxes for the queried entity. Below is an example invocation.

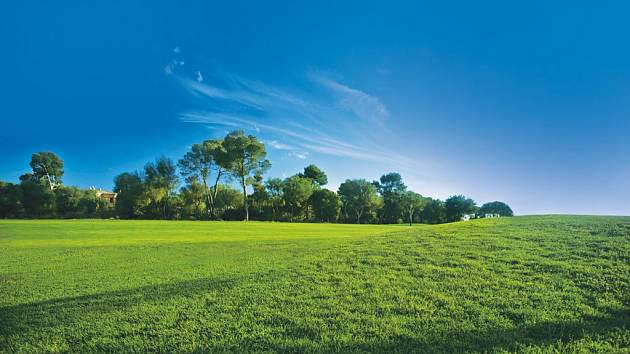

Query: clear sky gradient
[1,1,629,215]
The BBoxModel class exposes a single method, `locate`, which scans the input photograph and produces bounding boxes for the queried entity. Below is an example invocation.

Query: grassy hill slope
[1,216,628,353]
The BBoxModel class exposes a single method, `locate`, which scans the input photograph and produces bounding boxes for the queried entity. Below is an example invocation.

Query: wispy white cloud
[289,151,309,160]
[231,76,317,113]
[265,140,309,160]
[309,73,389,126]
[266,140,293,150]
[177,77,268,111]
[179,110,414,168]
[164,59,185,76]
[173,69,415,169]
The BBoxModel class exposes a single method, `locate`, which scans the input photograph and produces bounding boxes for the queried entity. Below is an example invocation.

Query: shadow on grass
[0,276,235,338]
[1,274,628,353]
[327,307,629,353]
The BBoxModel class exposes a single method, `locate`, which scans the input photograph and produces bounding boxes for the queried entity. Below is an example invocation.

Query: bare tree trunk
[202,177,213,219]
[210,170,223,219]
[45,174,54,191]
[241,176,249,221]
[43,165,54,190]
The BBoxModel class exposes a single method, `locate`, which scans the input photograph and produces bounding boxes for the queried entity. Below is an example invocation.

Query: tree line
[0,129,513,223]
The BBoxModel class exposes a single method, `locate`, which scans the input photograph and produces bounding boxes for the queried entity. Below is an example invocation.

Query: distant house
[461,214,476,221]
[90,186,117,204]
[461,213,501,221]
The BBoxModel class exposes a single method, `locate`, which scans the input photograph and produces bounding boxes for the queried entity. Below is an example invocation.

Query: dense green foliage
[480,201,515,216]
[300,164,328,187]
[0,131,512,224]
[445,195,477,222]
[338,179,382,224]
[420,198,447,224]
[374,172,407,224]
[310,189,341,222]
[28,152,64,191]
[177,138,228,219]
[1,216,628,352]
[222,129,270,221]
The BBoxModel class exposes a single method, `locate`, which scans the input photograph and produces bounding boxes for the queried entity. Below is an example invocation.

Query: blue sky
[1,1,629,215]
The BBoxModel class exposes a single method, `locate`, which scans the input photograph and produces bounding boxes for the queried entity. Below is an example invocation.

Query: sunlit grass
[1,216,628,352]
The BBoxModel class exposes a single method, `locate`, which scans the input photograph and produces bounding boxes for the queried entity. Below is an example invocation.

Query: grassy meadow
[1,216,629,353]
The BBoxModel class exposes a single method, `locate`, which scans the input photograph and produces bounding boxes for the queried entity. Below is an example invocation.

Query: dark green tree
[376,172,407,195]
[143,156,179,219]
[249,172,270,219]
[0,182,23,218]
[29,152,64,190]
[54,186,102,218]
[300,164,328,186]
[179,177,206,220]
[19,174,56,217]
[420,198,446,224]
[479,201,514,216]
[400,191,427,226]
[223,130,270,221]
[214,184,244,219]
[265,178,284,221]
[375,172,407,223]
[55,186,83,218]
[178,139,229,219]
[282,175,314,221]
[113,172,147,219]
[338,179,382,224]
[445,195,477,222]
[310,189,340,222]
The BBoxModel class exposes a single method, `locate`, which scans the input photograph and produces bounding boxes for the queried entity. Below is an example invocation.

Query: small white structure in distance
[461,213,501,221]
[461,214,476,221]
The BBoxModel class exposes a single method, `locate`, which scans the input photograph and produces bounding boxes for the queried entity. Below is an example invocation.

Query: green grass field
[1,216,629,353]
